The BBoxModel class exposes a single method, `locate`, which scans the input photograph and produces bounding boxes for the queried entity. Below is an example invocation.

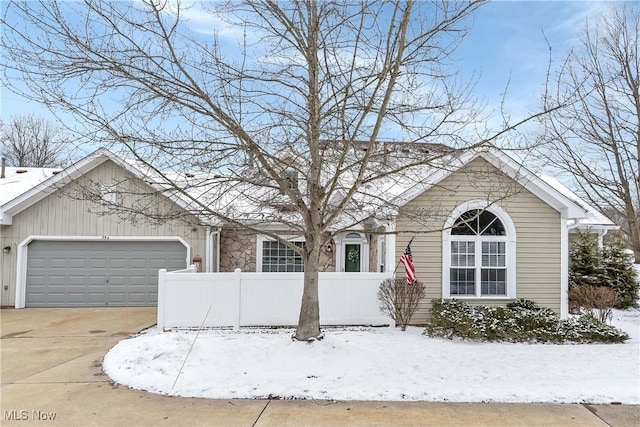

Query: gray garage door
[26,240,187,307]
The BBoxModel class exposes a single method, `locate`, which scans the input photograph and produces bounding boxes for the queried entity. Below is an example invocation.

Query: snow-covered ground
[103,307,640,404]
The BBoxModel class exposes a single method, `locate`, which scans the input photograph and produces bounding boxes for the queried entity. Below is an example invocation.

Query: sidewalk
[1,308,637,426]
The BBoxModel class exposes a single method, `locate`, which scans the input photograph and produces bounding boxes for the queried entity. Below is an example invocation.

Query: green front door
[345,244,361,272]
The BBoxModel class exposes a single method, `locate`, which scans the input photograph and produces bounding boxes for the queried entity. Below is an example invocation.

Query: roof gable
[0,148,204,225]
[392,149,589,220]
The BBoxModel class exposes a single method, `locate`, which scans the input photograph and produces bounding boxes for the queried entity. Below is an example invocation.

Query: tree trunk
[294,253,322,341]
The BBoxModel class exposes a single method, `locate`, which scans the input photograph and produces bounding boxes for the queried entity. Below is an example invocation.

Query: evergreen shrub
[570,232,639,309]
[425,299,629,344]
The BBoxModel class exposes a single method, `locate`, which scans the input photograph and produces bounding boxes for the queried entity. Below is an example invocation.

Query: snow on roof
[539,175,616,228]
[1,148,613,231]
[0,167,63,207]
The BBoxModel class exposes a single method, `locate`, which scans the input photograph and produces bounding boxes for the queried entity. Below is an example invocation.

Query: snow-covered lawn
[103,307,640,404]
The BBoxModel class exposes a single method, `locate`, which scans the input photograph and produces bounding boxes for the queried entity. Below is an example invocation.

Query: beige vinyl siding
[0,160,207,307]
[396,158,562,324]
[569,231,598,249]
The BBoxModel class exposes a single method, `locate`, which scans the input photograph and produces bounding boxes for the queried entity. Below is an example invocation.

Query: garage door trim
[15,235,191,308]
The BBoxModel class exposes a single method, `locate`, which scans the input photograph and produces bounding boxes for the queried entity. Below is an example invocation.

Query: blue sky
[0,0,615,153]
[454,1,610,124]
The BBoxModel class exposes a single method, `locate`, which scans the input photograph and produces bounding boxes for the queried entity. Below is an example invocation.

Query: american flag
[400,239,417,285]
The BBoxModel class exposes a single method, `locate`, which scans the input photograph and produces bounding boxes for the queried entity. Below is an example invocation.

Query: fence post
[157,269,167,331]
[234,268,242,331]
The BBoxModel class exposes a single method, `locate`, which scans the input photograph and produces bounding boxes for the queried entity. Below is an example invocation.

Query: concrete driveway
[1,308,638,427]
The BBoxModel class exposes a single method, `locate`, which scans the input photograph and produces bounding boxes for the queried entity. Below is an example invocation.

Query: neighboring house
[0,149,209,308]
[0,147,616,322]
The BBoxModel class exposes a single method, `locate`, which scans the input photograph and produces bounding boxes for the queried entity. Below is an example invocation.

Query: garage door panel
[46,258,69,268]
[68,258,88,268]
[47,293,69,304]
[89,259,108,268]
[129,259,148,269]
[26,240,187,307]
[68,277,88,286]
[67,294,86,304]
[88,275,106,285]
[44,273,67,292]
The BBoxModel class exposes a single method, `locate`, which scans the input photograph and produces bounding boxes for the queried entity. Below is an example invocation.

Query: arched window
[443,202,516,298]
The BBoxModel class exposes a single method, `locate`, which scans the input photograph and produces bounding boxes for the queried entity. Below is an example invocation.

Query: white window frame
[442,200,517,299]
[256,235,305,273]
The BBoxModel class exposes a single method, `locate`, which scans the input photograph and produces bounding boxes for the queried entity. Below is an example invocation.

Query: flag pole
[393,236,415,275]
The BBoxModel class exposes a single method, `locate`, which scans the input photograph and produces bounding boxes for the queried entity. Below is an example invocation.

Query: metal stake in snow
[172,305,212,390]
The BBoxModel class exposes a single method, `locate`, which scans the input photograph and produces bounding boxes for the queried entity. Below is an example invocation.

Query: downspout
[560,209,569,319]
[205,226,211,273]
[597,229,609,250]
[216,227,221,272]
[385,221,396,274]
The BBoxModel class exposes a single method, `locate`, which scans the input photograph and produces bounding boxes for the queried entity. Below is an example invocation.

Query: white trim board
[14,235,191,308]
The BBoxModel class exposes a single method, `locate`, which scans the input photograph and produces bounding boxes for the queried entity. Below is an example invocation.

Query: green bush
[425,299,629,344]
[600,238,639,309]
[570,232,639,309]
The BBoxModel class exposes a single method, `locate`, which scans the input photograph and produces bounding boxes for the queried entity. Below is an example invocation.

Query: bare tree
[0,113,70,167]
[540,3,640,260]
[1,0,554,340]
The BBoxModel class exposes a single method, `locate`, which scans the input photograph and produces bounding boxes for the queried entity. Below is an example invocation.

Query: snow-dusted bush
[570,231,639,309]
[377,278,426,331]
[425,299,629,343]
[570,232,602,288]
[600,238,639,309]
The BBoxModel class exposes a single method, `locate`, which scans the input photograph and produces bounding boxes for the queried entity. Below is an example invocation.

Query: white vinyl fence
[157,268,393,330]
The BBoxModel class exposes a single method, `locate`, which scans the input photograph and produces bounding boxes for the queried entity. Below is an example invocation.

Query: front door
[345,244,361,272]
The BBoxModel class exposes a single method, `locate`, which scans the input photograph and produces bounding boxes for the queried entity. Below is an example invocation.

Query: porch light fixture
[3,246,10,254]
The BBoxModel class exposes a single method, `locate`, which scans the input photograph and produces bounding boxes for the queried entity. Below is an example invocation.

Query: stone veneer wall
[219,228,337,272]
[219,229,257,272]
[318,242,335,272]
[369,234,378,272]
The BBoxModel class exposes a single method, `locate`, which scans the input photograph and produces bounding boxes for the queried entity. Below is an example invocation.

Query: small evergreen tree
[569,232,602,288]
[601,235,639,309]
[570,231,639,309]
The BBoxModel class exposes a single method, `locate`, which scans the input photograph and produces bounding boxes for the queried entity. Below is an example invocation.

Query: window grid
[262,241,305,272]
[451,241,475,267]
[481,269,506,295]
[481,242,506,267]
[450,238,507,297]
[450,268,476,295]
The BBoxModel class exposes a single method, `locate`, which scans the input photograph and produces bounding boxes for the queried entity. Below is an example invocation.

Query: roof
[0,149,216,226]
[539,175,617,229]
[0,167,62,207]
[0,147,613,230]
